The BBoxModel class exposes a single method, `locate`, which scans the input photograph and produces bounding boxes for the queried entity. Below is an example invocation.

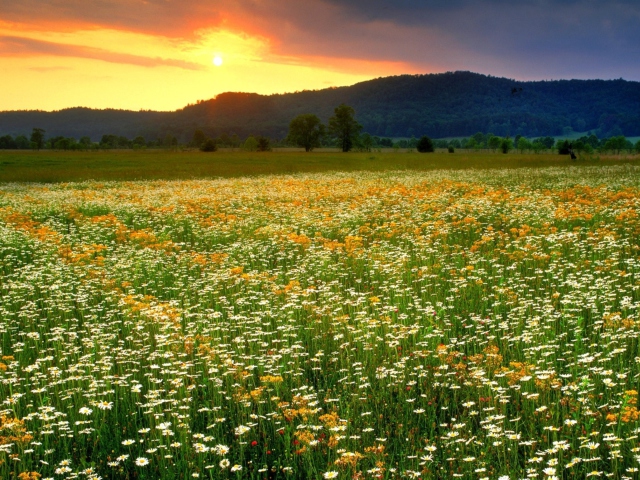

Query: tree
[487,135,501,152]
[256,136,271,152]
[14,135,30,149]
[200,138,217,152]
[517,137,531,153]
[132,136,146,148]
[79,136,93,149]
[243,136,258,152]
[359,133,373,152]
[604,136,626,154]
[416,136,434,153]
[500,137,513,154]
[472,132,486,147]
[0,135,17,149]
[556,140,571,155]
[100,134,118,149]
[287,114,324,152]
[328,104,362,152]
[191,129,207,148]
[30,128,45,150]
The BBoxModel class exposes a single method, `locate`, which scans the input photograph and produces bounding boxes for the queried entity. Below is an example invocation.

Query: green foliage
[557,140,571,155]
[30,127,45,150]
[448,145,455,153]
[1,166,640,479]
[0,134,17,149]
[15,135,30,149]
[604,135,627,154]
[100,134,133,149]
[244,136,258,152]
[328,104,362,152]
[191,129,207,148]
[416,135,434,153]
[287,114,324,152]
[517,137,531,153]
[79,136,94,149]
[200,138,217,152]
[1,150,638,183]
[500,137,513,154]
[358,132,373,152]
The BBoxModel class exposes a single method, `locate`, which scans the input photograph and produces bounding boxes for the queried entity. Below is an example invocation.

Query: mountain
[1,71,639,141]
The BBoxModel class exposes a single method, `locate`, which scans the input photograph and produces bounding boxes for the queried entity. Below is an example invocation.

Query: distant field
[1,149,639,182]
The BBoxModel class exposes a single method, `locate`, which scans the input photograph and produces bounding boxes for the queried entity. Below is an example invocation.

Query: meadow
[1,154,640,480]
[1,149,638,183]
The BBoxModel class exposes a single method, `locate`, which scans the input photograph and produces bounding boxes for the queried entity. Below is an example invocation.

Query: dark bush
[416,136,434,153]
[200,138,217,152]
[257,136,271,152]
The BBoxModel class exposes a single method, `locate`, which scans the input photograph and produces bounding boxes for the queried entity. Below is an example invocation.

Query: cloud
[0,35,206,70]
[1,0,639,80]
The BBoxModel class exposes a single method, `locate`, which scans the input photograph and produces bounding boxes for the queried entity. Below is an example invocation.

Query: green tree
[243,136,258,152]
[30,128,45,150]
[100,134,118,149]
[500,137,513,154]
[0,135,16,149]
[604,136,626,154]
[191,129,207,148]
[488,135,501,152]
[287,114,324,152]
[416,136,434,153]
[54,137,74,150]
[79,136,93,149]
[14,135,30,149]
[472,132,486,147]
[132,136,146,148]
[635,140,640,154]
[517,137,531,153]
[328,104,362,152]
[359,133,373,152]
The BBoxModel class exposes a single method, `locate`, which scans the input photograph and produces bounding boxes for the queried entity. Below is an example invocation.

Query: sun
[213,55,223,67]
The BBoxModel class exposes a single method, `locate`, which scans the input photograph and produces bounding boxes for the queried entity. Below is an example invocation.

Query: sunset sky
[1,0,639,112]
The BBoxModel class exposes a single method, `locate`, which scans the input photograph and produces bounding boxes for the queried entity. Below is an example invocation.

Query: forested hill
[2,71,639,141]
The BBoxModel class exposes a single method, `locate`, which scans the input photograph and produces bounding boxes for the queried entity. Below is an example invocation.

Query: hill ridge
[1,71,639,140]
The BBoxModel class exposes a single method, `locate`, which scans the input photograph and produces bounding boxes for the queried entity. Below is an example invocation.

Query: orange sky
[1,1,639,112]
[0,2,420,111]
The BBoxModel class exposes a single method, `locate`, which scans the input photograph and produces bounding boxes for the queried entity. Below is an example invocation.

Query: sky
[1,0,639,112]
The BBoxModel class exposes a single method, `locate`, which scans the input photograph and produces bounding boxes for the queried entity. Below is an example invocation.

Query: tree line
[2,106,639,156]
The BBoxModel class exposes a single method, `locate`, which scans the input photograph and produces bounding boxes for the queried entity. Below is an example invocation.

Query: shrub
[416,136,434,153]
[447,145,455,153]
[557,140,571,155]
[200,139,217,152]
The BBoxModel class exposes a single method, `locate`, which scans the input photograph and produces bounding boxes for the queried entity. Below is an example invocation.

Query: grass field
[1,154,640,479]
[1,149,639,183]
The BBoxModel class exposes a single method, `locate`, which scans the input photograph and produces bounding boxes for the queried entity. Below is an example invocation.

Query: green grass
[1,165,639,479]
[1,149,639,182]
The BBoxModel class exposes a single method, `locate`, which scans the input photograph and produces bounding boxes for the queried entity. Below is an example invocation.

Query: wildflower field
[1,164,640,480]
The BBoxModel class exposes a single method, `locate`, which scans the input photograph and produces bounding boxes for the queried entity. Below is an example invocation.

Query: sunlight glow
[213,55,223,67]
